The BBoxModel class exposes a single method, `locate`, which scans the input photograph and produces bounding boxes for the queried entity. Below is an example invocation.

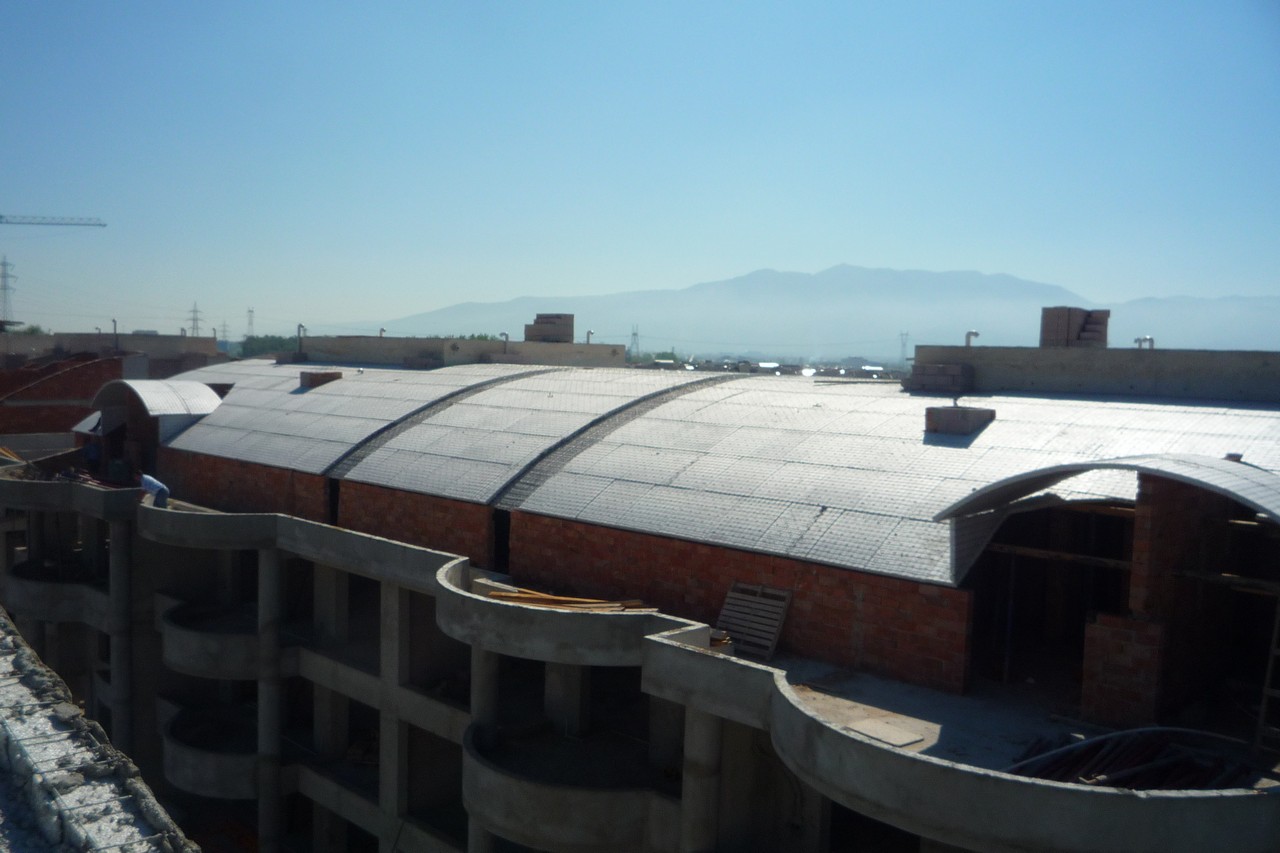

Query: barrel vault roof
[167,360,1280,586]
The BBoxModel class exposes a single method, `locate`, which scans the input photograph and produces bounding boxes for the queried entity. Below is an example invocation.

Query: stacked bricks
[1040,306,1109,348]
[523,313,574,343]
[1081,474,1233,726]
[509,510,973,693]
[900,363,973,394]
[924,406,995,435]
[337,480,494,569]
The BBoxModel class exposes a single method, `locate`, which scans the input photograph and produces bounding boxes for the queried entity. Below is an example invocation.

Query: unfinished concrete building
[1,314,1279,851]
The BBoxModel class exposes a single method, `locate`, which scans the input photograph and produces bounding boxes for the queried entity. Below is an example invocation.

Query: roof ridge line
[492,373,745,511]
[323,367,565,480]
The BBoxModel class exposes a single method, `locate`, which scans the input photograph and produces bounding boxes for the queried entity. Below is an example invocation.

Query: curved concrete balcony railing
[162,705,257,800]
[160,601,259,680]
[138,503,278,550]
[436,562,687,666]
[768,680,1280,853]
[3,560,110,631]
[0,476,140,520]
[462,726,676,853]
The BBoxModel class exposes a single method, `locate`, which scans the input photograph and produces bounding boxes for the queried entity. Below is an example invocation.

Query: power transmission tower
[629,325,640,360]
[220,321,229,342]
[899,331,910,368]
[246,307,254,338]
[0,257,16,329]
[189,303,202,337]
[0,214,105,328]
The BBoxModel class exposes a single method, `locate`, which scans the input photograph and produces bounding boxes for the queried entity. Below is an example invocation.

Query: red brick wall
[1082,474,1233,725]
[1081,613,1164,726]
[157,448,328,521]
[509,511,973,692]
[0,357,122,433]
[337,481,494,568]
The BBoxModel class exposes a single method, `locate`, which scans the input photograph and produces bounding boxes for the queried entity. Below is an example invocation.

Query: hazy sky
[2,2,1277,339]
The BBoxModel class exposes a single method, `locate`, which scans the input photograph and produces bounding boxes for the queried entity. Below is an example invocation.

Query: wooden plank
[988,542,1131,571]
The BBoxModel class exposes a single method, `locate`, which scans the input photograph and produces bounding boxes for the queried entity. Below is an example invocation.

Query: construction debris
[1005,728,1280,791]
[484,586,655,612]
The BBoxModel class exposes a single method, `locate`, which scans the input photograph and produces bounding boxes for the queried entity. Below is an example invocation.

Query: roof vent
[1224,452,1244,463]
[300,370,343,389]
[926,405,995,435]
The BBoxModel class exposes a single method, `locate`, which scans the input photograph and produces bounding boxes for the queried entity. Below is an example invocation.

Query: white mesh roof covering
[508,379,1280,586]
[338,369,713,502]
[167,362,1280,586]
[91,380,223,417]
[168,360,549,473]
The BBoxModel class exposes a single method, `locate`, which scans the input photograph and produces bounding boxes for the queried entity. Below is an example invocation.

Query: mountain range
[353,265,1276,362]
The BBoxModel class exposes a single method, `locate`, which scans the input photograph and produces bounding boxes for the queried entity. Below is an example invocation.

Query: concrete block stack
[1040,306,1109,348]
[524,313,575,343]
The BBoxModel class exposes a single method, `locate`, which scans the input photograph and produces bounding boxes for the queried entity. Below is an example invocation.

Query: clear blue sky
[2,1,1277,338]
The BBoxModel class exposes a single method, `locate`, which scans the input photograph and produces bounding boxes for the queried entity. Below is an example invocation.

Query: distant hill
[350,265,1277,361]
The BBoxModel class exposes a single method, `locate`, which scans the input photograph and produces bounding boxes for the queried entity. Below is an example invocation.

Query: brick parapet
[337,481,494,568]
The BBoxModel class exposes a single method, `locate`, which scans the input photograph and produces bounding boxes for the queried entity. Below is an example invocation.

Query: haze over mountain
[356,266,1277,362]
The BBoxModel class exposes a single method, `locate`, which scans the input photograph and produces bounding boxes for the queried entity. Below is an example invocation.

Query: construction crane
[0,214,107,329]
[0,215,106,227]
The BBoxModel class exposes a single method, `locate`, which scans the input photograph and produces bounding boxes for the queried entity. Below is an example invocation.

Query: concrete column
[379,582,408,852]
[379,715,407,853]
[681,708,723,853]
[314,563,349,644]
[467,645,500,852]
[257,547,282,853]
[544,662,590,736]
[107,519,132,754]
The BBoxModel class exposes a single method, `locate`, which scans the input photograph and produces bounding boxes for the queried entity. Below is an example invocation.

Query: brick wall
[337,481,494,568]
[0,357,123,433]
[509,511,973,692]
[1081,474,1233,725]
[1081,613,1165,726]
[157,449,328,521]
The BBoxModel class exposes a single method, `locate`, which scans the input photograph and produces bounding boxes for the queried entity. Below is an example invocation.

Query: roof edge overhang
[91,379,224,417]
[935,453,1280,524]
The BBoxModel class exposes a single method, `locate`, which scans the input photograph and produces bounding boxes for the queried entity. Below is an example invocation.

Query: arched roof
[92,380,223,417]
[166,360,1280,587]
[935,454,1280,522]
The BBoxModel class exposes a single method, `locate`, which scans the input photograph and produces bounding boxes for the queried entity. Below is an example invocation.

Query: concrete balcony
[0,476,139,520]
[462,726,678,852]
[160,601,258,680]
[138,503,278,550]
[2,559,110,631]
[162,705,257,800]
[436,562,687,666]
[768,678,1280,853]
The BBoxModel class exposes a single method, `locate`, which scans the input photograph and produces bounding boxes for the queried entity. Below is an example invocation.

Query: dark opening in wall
[493,509,510,571]
[327,477,340,525]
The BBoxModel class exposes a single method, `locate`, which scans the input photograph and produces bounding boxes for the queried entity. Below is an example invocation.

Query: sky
[1,1,1277,340]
